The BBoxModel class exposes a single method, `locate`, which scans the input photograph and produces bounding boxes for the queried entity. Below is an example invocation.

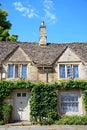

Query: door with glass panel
[14,90,30,121]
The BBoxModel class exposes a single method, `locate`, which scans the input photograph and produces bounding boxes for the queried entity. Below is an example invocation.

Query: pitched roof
[68,42,87,62]
[0,41,18,63]
[18,42,66,66]
[0,41,87,66]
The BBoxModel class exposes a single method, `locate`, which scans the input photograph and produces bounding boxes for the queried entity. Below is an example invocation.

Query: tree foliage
[0,5,18,41]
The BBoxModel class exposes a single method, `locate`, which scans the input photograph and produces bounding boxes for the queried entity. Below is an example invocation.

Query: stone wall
[2,61,87,82]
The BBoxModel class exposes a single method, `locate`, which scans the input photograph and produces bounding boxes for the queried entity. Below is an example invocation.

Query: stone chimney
[39,21,47,46]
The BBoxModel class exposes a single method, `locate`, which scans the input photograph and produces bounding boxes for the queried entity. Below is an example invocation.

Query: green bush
[55,115,87,125]
[0,103,3,120]
[2,103,13,124]
[0,120,4,125]
[83,90,87,112]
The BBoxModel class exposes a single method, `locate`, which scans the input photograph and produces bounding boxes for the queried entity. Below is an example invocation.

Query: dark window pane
[22,93,26,97]
[17,93,21,97]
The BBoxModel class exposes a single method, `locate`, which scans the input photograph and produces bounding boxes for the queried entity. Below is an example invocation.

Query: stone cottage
[0,21,87,121]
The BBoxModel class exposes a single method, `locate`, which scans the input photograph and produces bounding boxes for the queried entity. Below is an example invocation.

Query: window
[59,90,84,115]
[22,93,26,97]
[15,65,18,78]
[61,94,78,113]
[17,93,27,97]
[22,65,27,78]
[67,65,72,78]
[8,64,27,78]
[73,66,78,78]
[60,64,79,79]
[8,65,14,78]
[17,93,21,97]
[60,65,65,78]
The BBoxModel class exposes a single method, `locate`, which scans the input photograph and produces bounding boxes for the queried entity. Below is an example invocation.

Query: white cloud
[13,2,38,18]
[43,0,57,24]
[44,9,56,23]
[44,0,53,9]
[13,1,57,24]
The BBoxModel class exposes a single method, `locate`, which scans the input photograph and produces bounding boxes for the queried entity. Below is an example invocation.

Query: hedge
[55,115,87,125]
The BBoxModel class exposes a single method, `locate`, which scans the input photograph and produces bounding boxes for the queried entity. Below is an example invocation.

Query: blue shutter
[73,66,78,78]
[9,65,14,78]
[60,65,65,78]
[22,65,27,78]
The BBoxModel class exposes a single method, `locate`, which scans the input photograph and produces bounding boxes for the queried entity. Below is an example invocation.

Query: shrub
[0,120,4,125]
[83,90,87,112]
[55,115,87,125]
[0,103,3,120]
[2,103,13,124]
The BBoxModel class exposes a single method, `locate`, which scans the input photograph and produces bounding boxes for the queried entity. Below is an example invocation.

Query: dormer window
[8,64,27,79]
[59,64,79,79]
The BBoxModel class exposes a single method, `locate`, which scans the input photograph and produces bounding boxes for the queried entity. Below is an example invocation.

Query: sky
[0,0,87,43]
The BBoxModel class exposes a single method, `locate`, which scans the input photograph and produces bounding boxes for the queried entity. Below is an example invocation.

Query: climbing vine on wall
[30,82,59,124]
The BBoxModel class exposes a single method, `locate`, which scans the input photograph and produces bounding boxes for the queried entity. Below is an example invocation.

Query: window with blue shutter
[22,65,27,78]
[8,65,14,78]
